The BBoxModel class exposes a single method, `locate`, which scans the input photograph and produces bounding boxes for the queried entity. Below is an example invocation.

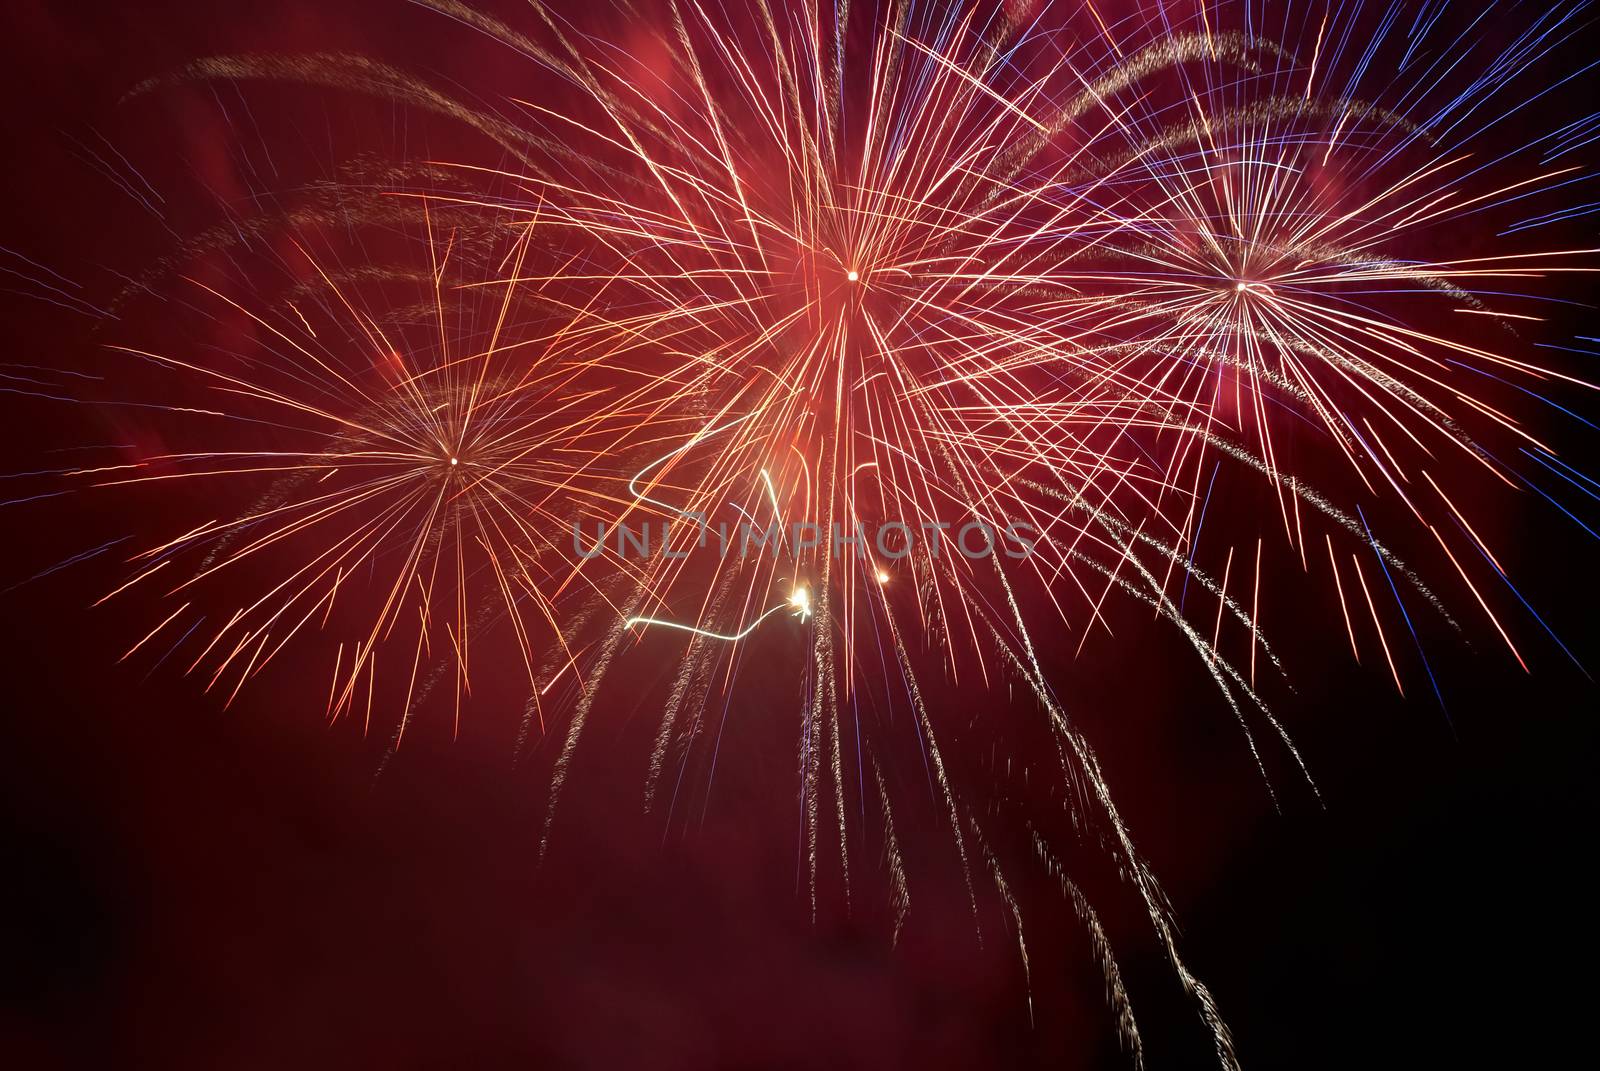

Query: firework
[19,212,625,741]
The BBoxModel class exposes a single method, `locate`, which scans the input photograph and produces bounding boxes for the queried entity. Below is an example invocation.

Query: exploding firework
[20,212,624,740]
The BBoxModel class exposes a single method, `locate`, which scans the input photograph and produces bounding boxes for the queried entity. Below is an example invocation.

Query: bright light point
[875,570,889,584]
[846,269,860,282]
[789,586,812,621]
[1234,281,1247,293]
[449,457,459,466]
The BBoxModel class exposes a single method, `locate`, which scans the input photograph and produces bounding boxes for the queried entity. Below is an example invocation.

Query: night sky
[3,2,1598,1068]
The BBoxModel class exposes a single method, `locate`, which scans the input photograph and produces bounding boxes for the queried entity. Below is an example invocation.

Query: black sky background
[2,1,1599,1067]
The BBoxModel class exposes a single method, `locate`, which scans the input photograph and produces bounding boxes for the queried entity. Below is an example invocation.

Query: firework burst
[27,216,621,740]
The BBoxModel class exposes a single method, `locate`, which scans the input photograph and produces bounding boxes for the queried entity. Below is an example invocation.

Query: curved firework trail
[5,1,1600,1066]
